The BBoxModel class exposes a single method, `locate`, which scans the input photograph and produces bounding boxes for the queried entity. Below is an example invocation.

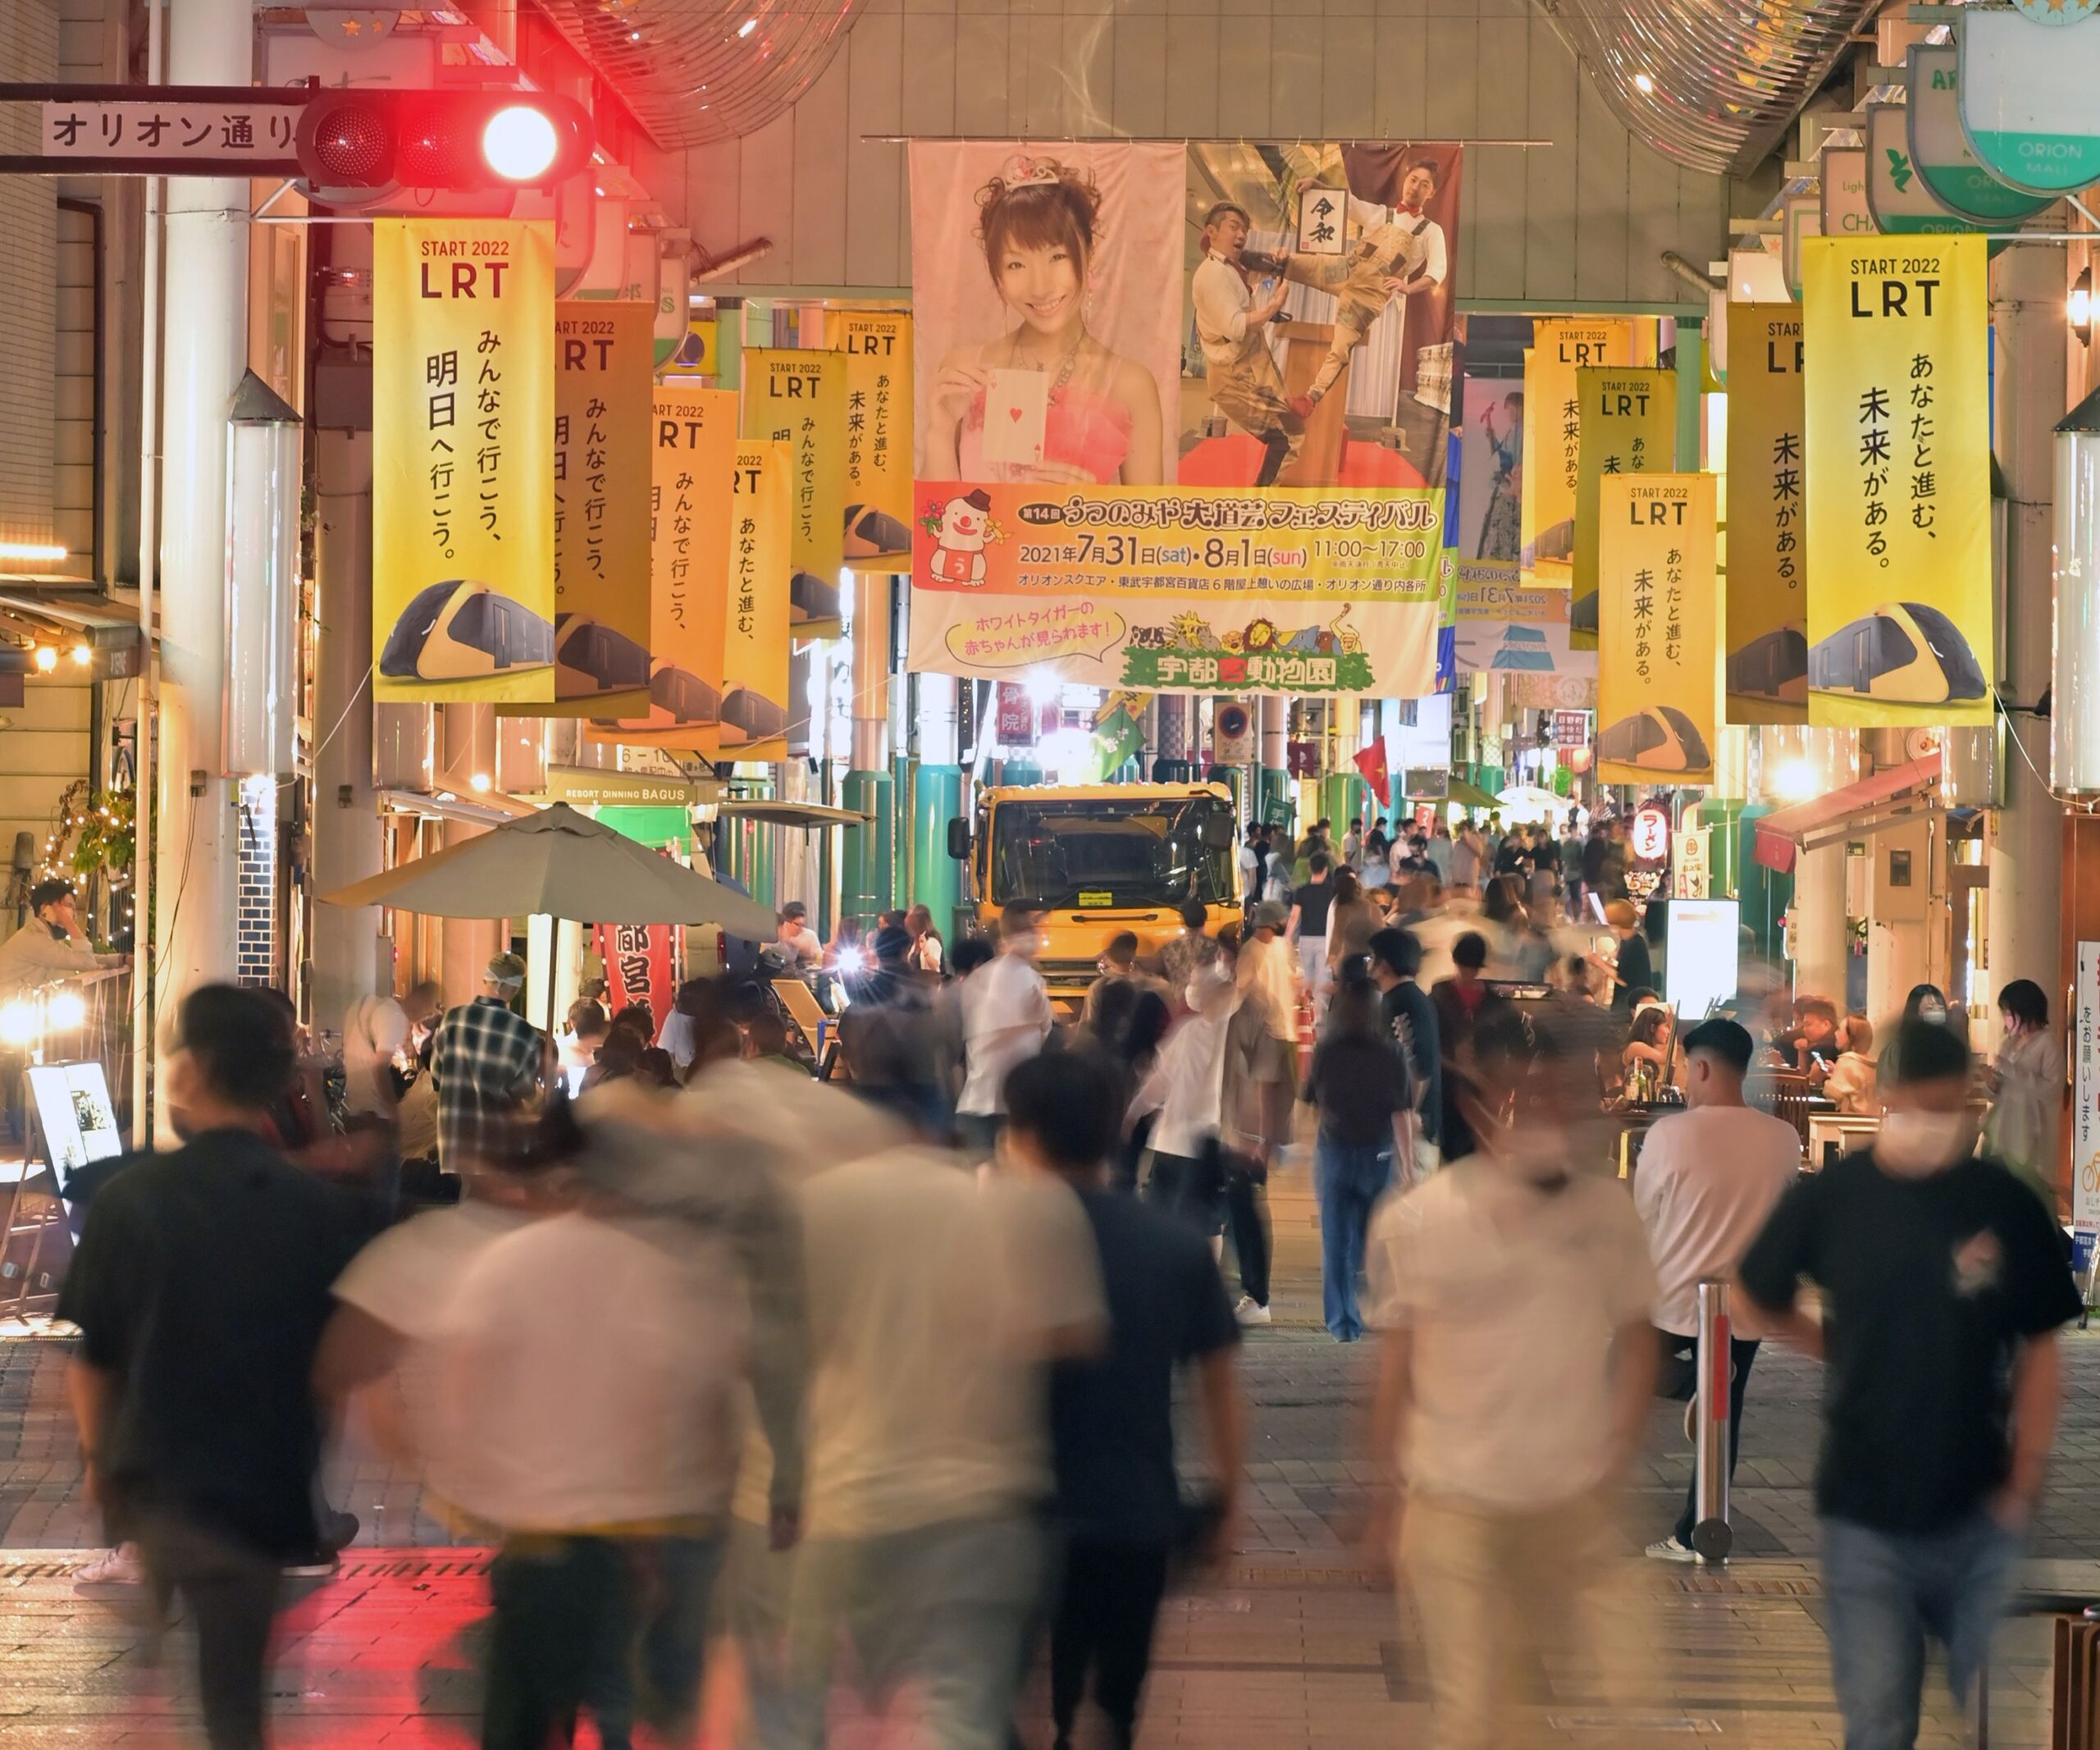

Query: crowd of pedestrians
[48,821,2088,1750]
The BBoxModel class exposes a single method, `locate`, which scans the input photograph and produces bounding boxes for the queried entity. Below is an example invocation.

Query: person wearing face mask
[1982,979,2066,1213]
[1630,1019,1802,1564]
[1364,1010,1659,1748]
[1739,1019,2081,1750]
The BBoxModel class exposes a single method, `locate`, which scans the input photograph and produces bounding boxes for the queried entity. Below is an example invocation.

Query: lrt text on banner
[1597,472,1718,786]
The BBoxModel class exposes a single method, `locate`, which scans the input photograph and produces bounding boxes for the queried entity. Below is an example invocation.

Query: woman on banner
[1476,390,1523,560]
[924,156,1166,487]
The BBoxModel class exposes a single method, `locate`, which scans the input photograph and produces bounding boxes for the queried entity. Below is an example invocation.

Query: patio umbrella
[320,802,779,939]
[1495,784,1567,823]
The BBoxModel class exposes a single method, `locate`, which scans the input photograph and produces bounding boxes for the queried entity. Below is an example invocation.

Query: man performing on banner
[1247,157,1449,419]
[1191,203,1305,487]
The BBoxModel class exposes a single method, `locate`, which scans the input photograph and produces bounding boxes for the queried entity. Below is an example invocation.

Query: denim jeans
[1819,1511,2022,1750]
[1314,1137,1392,1341]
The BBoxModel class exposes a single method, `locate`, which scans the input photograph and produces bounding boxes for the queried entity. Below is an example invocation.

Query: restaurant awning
[711,800,871,829]
[1429,779,1503,810]
[1751,753,1942,875]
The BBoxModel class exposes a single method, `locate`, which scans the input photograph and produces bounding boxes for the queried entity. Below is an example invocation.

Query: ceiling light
[1632,71,1656,94]
[737,16,757,35]
[2072,266,2093,349]
[0,541,66,562]
[470,772,492,793]
[68,642,90,667]
[32,646,57,673]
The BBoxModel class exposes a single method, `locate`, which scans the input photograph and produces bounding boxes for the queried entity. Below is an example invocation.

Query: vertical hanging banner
[1522,319,1634,589]
[372,219,556,703]
[1802,235,1992,727]
[1570,364,1676,647]
[1597,473,1718,785]
[1725,305,1809,724]
[822,311,915,569]
[595,921,678,1021]
[543,300,653,717]
[720,441,793,760]
[592,385,740,751]
[742,349,846,636]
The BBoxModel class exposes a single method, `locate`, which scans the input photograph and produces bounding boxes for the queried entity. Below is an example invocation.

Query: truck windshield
[988,796,1235,908]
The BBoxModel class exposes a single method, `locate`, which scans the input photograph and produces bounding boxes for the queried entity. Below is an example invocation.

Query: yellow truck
[947,781,1242,1012]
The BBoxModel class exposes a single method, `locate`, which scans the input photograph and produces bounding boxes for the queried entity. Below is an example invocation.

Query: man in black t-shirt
[1367,926,1440,1166]
[1740,1019,2079,1749]
[1006,1051,1244,1750]
[1286,852,1336,1021]
[62,985,361,1750]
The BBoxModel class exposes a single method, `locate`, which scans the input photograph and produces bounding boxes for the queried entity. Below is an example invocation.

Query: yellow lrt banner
[1523,318,1634,589]
[372,219,555,704]
[591,385,741,753]
[822,311,915,570]
[542,301,653,718]
[1803,235,1992,727]
[742,349,846,634]
[1571,364,1676,650]
[1597,473,1718,786]
[1724,306,1809,725]
[720,441,793,761]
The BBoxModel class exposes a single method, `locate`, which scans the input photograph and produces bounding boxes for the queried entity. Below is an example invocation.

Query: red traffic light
[296,89,593,192]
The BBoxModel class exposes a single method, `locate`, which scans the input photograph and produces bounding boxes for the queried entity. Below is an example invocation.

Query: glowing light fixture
[47,989,85,1031]
[470,772,493,793]
[0,541,66,562]
[68,642,90,667]
[32,645,57,673]
[2071,266,2093,349]
[737,16,757,35]
[482,103,562,182]
[1774,758,1819,802]
[1632,71,1656,94]
[0,1000,34,1046]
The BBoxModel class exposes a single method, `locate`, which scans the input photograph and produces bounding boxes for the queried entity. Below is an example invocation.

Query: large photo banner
[1597,473,1718,785]
[1802,235,1992,727]
[1458,376,1523,583]
[372,218,556,704]
[906,140,1454,697]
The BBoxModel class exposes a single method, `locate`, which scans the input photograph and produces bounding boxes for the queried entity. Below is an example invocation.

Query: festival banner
[1522,319,1634,589]
[742,349,846,634]
[1597,473,1718,785]
[822,310,915,569]
[591,385,740,752]
[544,300,653,717]
[720,441,792,759]
[1802,235,1993,726]
[905,139,1454,695]
[1570,365,1677,648]
[907,482,1440,695]
[372,218,555,703]
[1724,306,1808,724]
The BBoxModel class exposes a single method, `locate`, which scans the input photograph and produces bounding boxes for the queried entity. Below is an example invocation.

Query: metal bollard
[1690,1278,1733,1563]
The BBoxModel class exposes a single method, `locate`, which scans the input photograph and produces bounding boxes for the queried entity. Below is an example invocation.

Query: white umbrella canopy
[321,802,779,939]
[1495,784,1568,824]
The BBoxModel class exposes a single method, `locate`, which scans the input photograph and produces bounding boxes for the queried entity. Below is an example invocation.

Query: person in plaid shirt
[431,954,548,1169]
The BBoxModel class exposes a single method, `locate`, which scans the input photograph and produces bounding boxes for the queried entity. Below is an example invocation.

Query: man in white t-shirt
[780,1145,1104,1750]
[955,903,1053,1160]
[1367,1012,1656,1749]
[775,902,822,967]
[1632,1016,1801,1563]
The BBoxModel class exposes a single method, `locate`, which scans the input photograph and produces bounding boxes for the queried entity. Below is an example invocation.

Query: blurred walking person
[62,986,361,1750]
[1007,1052,1244,1750]
[1304,970,1415,1342]
[1740,1020,2080,1750]
[778,1131,1104,1750]
[955,903,1053,1161]
[1631,1019,1801,1562]
[1367,928,1440,1179]
[1367,1012,1657,1750]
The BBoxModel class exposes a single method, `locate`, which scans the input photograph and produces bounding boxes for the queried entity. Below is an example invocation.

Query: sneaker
[284,1510,361,1578]
[72,1544,143,1593]
[1234,1295,1272,1327]
[1645,1536,1699,1564]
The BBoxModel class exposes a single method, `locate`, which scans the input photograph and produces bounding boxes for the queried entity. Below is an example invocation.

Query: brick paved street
[0,1160,2089,1744]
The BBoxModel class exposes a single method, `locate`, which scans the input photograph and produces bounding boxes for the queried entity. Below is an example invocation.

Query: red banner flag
[595,921,679,1021]
[1353,740,1391,807]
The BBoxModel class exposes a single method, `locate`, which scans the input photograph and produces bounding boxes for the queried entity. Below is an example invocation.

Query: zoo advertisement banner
[904,139,1459,696]
[1725,306,1809,726]
[1596,473,1717,787]
[372,218,556,705]
[1801,235,1993,728]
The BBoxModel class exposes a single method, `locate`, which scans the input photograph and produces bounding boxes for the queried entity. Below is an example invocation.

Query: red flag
[1353,740,1391,807]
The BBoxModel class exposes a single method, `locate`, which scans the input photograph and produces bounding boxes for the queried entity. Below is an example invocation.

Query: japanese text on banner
[372,219,555,704]
[742,350,846,629]
[1725,306,1809,724]
[1571,364,1676,648]
[1522,318,1633,594]
[822,312,915,569]
[1597,473,1718,784]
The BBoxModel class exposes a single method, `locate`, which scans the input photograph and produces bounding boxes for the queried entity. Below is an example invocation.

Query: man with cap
[430,953,548,1173]
[1236,901,1301,1049]
[1632,1017,1801,1562]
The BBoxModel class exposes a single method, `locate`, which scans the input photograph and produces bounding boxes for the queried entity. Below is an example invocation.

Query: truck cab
[947,782,1241,1012]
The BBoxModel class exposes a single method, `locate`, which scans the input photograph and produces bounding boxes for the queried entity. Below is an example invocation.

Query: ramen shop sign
[1632,805,1670,865]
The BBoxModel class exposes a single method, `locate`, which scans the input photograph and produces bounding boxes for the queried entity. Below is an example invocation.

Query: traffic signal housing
[296,89,593,193]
